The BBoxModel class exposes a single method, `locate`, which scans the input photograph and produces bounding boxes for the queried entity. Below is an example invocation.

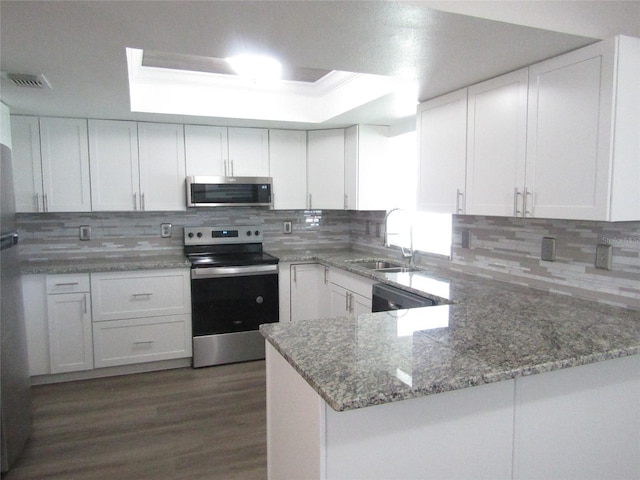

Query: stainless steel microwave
[186,176,273,207]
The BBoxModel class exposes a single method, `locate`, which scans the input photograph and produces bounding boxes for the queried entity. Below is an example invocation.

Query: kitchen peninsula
[261,257,640,480]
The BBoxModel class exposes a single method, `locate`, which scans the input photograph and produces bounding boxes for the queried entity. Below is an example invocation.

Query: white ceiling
[1,1,638,130]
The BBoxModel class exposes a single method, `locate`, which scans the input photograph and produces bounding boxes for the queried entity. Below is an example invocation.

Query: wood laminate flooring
[3,361,267,480]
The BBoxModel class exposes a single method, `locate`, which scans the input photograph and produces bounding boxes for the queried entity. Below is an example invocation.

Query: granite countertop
[21,254,191,274]
[261,250,640,412]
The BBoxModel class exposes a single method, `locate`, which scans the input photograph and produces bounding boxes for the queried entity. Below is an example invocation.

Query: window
[386,131,452,257]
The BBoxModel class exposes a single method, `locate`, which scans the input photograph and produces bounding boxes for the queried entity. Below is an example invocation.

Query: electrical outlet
[461,229,471,249]
[283,221,292,234]
[79,225,91,241]
[595,243,612,270]
[541,236,556,261]
[161,223,172,238]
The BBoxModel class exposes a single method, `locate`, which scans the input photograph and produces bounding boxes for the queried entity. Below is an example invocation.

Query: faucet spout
[383,208,414,265]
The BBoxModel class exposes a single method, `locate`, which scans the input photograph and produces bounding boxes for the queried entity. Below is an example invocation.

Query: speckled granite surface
[21,254,191,274]
[261,250,640,412]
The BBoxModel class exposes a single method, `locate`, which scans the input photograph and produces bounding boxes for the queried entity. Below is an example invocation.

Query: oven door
[191,265,279,336]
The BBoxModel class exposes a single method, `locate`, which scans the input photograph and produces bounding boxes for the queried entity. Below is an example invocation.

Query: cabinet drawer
[46,273,90,294]
[93,314,192,368]
[91,269,190,321]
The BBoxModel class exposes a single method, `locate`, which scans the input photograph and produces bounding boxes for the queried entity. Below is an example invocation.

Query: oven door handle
[191,264,278,279]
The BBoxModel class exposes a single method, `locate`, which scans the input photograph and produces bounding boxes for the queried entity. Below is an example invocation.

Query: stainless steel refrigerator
[1,138,32,472]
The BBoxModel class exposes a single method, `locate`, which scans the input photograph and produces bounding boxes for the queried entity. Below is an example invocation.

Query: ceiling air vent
[6,73,51,89]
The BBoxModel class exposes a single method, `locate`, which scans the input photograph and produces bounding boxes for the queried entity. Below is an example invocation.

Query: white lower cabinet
[93,315,191,368]
[91,269,192,367]
[328,268,373,316]
[290,263,330,322]
[46,274,93,373]
[22,274,49,376]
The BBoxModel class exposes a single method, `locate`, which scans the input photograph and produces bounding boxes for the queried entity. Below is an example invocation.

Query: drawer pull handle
[133,341,155,345]
[55,282,79,287]
[131,293,153,297]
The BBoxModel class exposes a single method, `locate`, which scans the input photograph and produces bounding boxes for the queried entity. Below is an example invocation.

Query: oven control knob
[188,232,194,238]
[197,232,203,238]
[256,296,263,304]
[246,230,252,236]
[255,230,260,236]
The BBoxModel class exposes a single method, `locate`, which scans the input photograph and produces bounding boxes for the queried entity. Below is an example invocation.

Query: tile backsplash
[17,209,640,308]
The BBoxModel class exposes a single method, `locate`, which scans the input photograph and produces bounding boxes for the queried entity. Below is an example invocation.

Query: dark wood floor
[4,361,267,480]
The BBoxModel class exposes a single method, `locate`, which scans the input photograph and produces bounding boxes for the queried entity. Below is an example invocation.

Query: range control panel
[184,225,263,246]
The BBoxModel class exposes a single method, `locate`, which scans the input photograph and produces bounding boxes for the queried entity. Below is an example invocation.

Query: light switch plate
[283,221,292,234]
[79,225,91,241]
[595,243,612,270]
[541,236,556,261]
[161,223,172,238]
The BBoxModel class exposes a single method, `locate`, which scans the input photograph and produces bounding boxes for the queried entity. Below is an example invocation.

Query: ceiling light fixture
[225,54,282,80]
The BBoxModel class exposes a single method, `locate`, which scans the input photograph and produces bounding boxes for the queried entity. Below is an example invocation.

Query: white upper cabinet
[269,129,307,210]
[89,120,141,211]
[466,69,528,217]
[137,122,186,211]
[417,89,468,214]
[39,117,92,212]
[11,116,44,213]
[184,125,229,176]
[344,125,392,211]
[227,127,269,177]
[526,36,640,221]
[307,129,345,210]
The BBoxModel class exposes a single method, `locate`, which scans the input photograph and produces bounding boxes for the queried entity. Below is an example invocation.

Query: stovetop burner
[184,225,278,268]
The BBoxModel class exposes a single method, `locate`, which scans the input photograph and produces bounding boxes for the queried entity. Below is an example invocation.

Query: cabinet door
[227,127,269,176]
[345,125,392,211]
[22,274,49,376]
[89,119,141,211]
[329,283,350,317]
[290,264,329,321]
[466,69,528,217]
[526,40,615,220]
[269,129,307,209]
[11,116,44,212]
[39,117,92,212]
[184,125,228,176]
[417,89,468,214]
[47,292,93,373]
[307,129,345,209]
[138,122,186,211]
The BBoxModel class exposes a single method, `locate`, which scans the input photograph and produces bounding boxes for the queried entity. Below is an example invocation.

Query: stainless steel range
[185,225,279,368]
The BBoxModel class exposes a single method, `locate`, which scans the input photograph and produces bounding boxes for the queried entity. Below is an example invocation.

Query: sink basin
[347,260,419,273]
[376,266,418,273]
[352,261,401,270]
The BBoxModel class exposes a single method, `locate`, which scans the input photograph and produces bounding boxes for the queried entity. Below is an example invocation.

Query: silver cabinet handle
[44,193,49,212]
[230,159,234,176]
[131,292,153,297]
[524,188,533,217]
[36,193,41,212]
[55,282,79,287]
[133,340,155,345]
[514,188,522,216]
[141,193,145,211]
[324,267,328,285]
[133,192,138,211]
[292,265,297,283]
[456,189,464,214]
[344,194,348,209]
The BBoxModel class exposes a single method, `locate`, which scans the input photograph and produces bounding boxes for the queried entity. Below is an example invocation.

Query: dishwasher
[371,283,436,312]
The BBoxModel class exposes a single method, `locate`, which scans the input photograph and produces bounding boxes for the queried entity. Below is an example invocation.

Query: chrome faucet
[383,208,414,265]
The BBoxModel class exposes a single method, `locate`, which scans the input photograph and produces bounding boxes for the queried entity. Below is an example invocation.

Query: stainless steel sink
[347,260,419,273]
